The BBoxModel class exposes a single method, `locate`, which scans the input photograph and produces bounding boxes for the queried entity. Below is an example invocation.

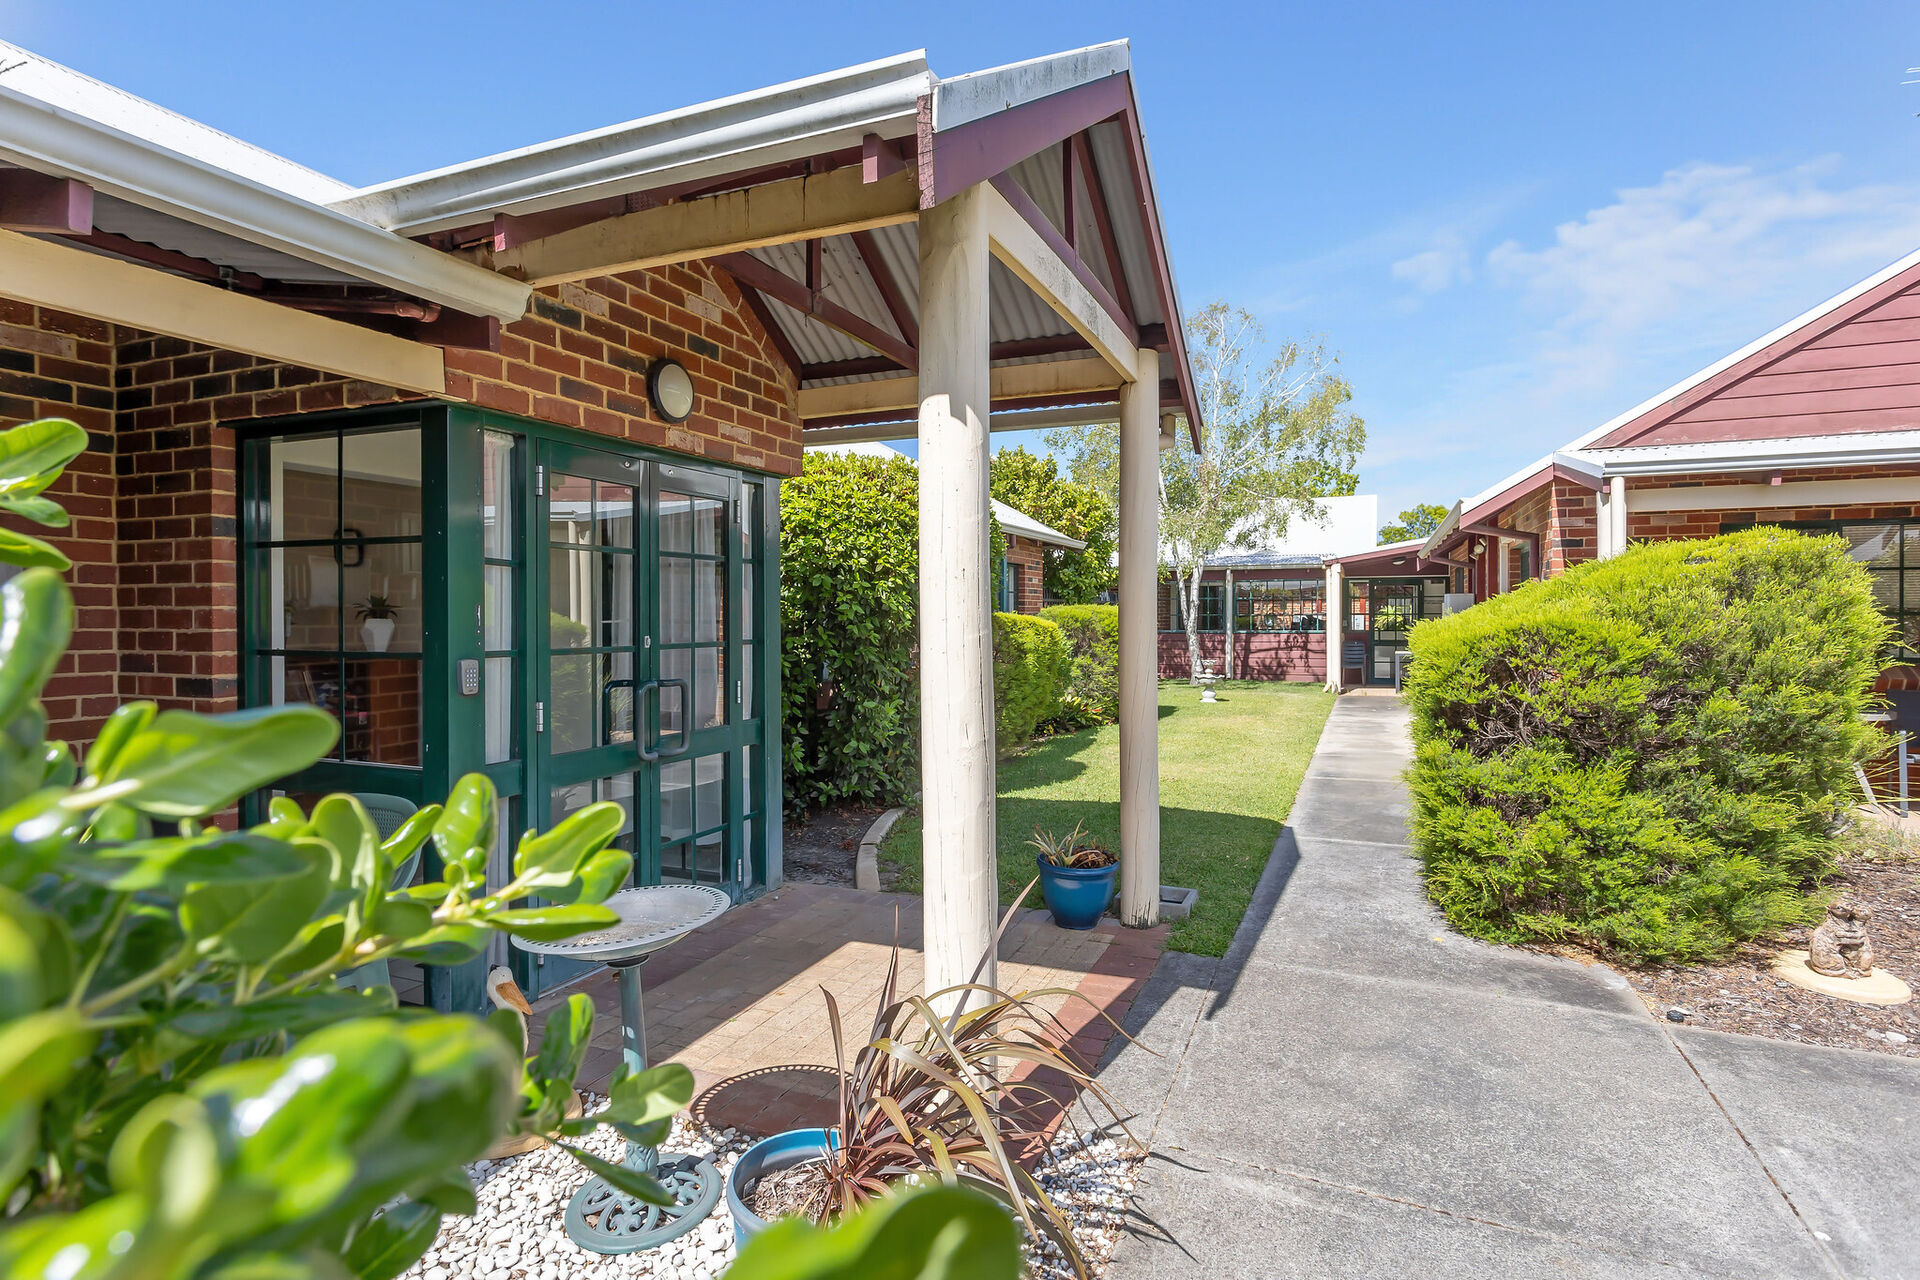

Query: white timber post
[1497,534,1511,595]
[1324,561,1342,693]
[1118,346,1162,928]
[1609,475,1628,556]
[1594,482,1615,560]
[917,185,997,999]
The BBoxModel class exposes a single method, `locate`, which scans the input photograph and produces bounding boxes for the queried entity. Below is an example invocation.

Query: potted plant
[726,895,1138,1277]
[1031,822,1119,930]
[356,593,398,651]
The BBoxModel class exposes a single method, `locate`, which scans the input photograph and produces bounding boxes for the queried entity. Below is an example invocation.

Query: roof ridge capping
[333,50,936,235]
[931,40,1131,131]
[0,39,353,204]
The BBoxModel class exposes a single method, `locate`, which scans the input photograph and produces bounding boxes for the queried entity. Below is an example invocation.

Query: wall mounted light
[648,358,695,423]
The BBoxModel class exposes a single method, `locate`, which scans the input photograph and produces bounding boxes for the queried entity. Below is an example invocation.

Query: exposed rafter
[850,229,916,346]
[0,170,90,233]
[493,166,919,287]
[984,176,1137,380]
[1069,133,1136,323]
[733,281,804,381]
[797,355,1121,420]
[716,251,918,371]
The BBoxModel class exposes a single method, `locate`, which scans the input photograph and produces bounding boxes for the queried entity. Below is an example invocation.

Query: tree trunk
[1184,556,1205,684]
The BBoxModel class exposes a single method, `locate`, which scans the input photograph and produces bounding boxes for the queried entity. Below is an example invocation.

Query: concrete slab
[1145,963,1818,1277]
[1286,776,1413,845]
[1675,1027,1920,1279]
[1119,1152,1809,1280]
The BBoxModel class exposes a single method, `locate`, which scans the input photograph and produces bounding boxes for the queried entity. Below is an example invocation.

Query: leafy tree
[1049,303,1365,680]
[1378,503,1448,545]
[988,446,1116,603]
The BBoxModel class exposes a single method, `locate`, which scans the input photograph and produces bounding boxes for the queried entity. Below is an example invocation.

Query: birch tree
[1048,302,1364,680]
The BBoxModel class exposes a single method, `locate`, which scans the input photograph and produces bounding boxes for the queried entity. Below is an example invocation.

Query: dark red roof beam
[1069,132,1137,324]
[990,172,1135,347]
[716,251,917,372]
[0,171,91,234]
[798,325,1170,383]
[1109,95,1202,447]
[917,73,1132,209]
[733,281,804,382]
[850,229,916,346]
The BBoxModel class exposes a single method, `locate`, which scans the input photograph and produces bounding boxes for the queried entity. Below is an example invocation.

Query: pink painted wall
[1158,631,1326,682]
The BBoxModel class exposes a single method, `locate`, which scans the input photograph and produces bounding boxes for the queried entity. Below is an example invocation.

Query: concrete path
[1102,696,1920,1280]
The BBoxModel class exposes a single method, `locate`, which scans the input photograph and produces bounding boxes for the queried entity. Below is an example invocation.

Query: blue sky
[7,1,1919,526]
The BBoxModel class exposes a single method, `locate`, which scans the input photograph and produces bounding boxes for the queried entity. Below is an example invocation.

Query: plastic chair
[339,793,422,996]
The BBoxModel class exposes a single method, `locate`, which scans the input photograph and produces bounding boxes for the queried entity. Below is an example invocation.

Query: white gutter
[0,85,531,323]
[1418,501,1464,561]
[1569,432,1920,477]
[336,52,934,235]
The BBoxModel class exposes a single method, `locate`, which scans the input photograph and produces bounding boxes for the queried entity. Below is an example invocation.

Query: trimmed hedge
[993,611,1069,747]
[779,451,921,811]
[1404,528,1888,963]
[1039,603,1119,727]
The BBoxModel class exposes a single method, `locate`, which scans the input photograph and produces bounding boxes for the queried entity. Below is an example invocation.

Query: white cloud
[1483,158,1920,396]
[1391,232,1473,293]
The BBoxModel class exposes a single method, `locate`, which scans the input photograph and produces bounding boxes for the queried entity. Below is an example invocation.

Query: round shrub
[779,451,921,811]
[1038,603,1119,727]
[993,611,1069,748]
[1404,527,1889,963]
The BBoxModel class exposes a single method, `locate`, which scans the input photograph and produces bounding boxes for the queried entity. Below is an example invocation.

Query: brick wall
[0,260,804,746]
[0,302,121,740]
[1006,535,1045,614]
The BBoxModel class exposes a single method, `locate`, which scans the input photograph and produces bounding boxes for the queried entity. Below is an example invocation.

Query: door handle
[601,677,634,742]
[635,678,693,762]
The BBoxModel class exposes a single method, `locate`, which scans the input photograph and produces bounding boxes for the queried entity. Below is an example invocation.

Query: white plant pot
[360,617,396,653]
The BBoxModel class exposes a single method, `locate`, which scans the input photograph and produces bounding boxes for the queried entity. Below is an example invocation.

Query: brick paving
[527,882,1168,1138]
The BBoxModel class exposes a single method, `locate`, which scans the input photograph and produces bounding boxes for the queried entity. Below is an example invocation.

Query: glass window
[248,426,424,766]
[1235,578,1326,633]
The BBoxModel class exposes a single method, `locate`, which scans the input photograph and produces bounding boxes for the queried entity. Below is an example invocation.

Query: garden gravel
[401,1102,1145,1280]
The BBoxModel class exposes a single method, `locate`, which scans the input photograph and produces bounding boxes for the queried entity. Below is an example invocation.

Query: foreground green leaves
[727,1185,1021,1280]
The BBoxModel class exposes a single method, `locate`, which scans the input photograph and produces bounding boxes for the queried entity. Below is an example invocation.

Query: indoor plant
[356,593,399,651]
[1030,822,1119,930]
[725,896,1138,1277]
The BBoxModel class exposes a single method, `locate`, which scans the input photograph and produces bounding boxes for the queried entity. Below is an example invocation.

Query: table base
[563,1153,724,1254]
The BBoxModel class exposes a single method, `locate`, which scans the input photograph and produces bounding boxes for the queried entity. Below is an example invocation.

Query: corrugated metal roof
[87,192,362,283]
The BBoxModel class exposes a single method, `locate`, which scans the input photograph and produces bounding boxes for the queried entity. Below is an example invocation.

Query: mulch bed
[1625,857,1918,1058]
[779,804,886,886]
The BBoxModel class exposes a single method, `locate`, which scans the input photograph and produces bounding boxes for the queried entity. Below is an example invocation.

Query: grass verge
[878,679,1334,955]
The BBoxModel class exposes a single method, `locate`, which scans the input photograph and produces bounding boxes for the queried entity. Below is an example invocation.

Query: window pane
[1843,524,1901,567]
[744,485,762,560]
[692,495,725,556]
[484,656,513,763]
[659,491,691,552]
[661,758,693,841]
[696,562,724,643]
[694,752,725,832]
[660,559,691,644]
[606,650,635,745]
[482,431,516,559]
[696,647,723,729]
[742,643,755,718]
[484,565,514,650]
[742,563,758,641]
[347,541,423,652]
[598,481,635,548]
[341,429,423,541]
[549,652,598,753]
[275,546,342,651]
[269,433,337,542]
[548,548,596,647]
[660,648,689,741]
[343,658,421,766]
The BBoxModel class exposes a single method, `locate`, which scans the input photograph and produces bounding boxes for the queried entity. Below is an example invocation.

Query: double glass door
[527,441,748,993]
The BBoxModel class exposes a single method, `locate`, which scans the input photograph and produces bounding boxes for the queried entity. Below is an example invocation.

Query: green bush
[1039,603,1119,727]
[1404,528,1889,963]
[780,451,921,811]
[992,612,1068,748]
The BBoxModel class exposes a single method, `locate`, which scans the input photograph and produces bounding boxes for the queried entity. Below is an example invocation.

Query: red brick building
[0,37,1204,1003]
[1412,243,1920,712]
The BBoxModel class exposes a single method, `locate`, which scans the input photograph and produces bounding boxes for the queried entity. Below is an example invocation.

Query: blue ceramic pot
[727,1127,835,1245]
[1036,855,1117,930]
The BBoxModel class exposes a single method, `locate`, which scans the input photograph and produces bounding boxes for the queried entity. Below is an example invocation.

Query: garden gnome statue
[1806,898,1876,979]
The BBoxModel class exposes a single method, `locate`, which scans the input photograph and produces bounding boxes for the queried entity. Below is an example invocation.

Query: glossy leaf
[483,903,618,942]
[0,491,69,528]
[0,416,86,499]
[392,923,487,966]
[0,1192,146,1280]
[429,775,496,878]
[603,1062,694,1130]
[0,1007,92,1105]
[159,989,396,1045]
[182,848,332,964]
[411,1166,477,1216]
[548,847,633,906]
[552,1142,674,1207]
[72,705,340,818]
[724,1185,1022,1280]
[343,1199,440,1280]
[528,994,593,1087]
[67,832,310,893]
[0,524,72,570]
[0,898,42,1019]
[510,800,625,888]
[0,568,72,726]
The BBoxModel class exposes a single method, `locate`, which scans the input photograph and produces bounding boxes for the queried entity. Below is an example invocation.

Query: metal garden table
[512,883,732,1255]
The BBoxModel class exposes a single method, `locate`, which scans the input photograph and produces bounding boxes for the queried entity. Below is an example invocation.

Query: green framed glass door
[1367,582,1417,685]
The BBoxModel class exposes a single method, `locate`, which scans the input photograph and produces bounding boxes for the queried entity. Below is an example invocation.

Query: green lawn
[878,680,1335,955]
